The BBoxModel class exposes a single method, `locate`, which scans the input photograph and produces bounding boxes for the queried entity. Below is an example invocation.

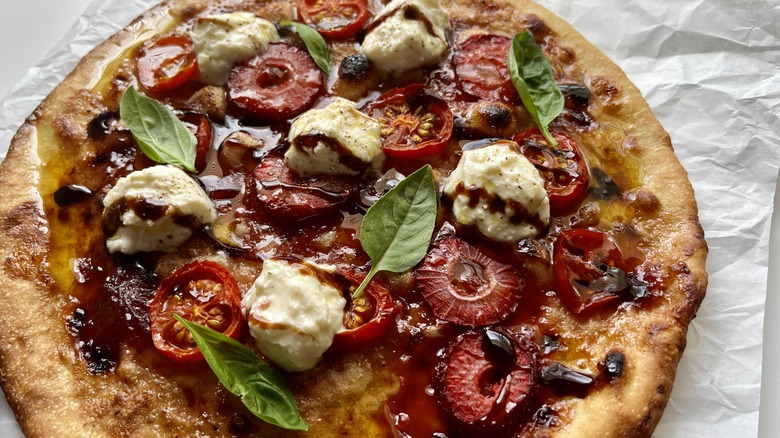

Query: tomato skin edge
[330,276,398,351]
[149,261,244,363]
[366,84,454,159]
[552,229,625,315]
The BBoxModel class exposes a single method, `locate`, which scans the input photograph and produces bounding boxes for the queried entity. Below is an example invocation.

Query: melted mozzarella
[443,141,550,242]
[191,12,279,85]
[285,98,383,177]
[359,0,451,75]
[102,165,216,254]
[242,259,346,372]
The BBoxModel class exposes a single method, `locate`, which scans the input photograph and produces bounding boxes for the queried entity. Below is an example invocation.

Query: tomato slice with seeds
[365,84,453,159]
[149,261,244,363]
[514,127,590,216]
[297,0,370,40]
[137,35,198,93]
[553,229,629,314]
[454,34,518,103]
[227,43,323,121]
[179,112,212,173]
[415,233,523,327]
[253,155,358,220]
[331,271,397,351]
[436,327,538,433]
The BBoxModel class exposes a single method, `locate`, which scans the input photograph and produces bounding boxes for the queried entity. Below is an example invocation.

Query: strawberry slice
[415,234,523,327]
[435,327,538,433]
[253,155,357,220]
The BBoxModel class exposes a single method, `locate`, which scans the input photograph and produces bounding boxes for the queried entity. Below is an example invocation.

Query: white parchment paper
[1,0,778,436]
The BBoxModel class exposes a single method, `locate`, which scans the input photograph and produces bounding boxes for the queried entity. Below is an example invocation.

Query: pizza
[0,0,708,436]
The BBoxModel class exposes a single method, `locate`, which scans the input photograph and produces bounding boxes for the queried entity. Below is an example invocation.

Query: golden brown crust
[0,0,707,437]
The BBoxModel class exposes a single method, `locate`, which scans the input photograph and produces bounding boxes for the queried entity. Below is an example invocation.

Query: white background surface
[0,1,777,437]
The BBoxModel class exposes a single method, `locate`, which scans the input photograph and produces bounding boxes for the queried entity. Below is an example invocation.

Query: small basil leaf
[507,31,564,147]
[119,86,196,171]
[353,165,437,298]
[173,315,309,431]
[278,20,331,75]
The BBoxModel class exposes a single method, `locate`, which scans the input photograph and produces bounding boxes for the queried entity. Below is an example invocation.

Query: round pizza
[0,0,708,436]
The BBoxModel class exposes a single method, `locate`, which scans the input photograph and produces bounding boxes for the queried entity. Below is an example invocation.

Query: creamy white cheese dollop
[284,97,383,177]
[102,165,216,254]
[241,258,346,372]
[359,0,451,75]
[443,141,550,243]
[191,12,279,86]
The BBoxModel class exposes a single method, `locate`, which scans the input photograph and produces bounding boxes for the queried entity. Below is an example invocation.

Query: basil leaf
[278,21,331,75]
[173,315,309,431]
[508,31,564,147]
[353,165,437,298]
[119,86,197,172]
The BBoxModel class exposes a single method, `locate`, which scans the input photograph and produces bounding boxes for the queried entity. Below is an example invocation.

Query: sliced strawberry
[415,234,523,327]
[253,155,357,220]
[435,327,538,433]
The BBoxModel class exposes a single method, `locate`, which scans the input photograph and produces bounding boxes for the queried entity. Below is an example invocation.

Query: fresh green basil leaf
[173,315,309,431]
[119,86,197,172]
[278,20,331,75]
[508,31,564,147]
[353,165,437,298]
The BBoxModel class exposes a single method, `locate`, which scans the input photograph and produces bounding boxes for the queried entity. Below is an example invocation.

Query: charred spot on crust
[603,350,626,379]
[590,167,622,199]
[472,101,513,133]
[338,54,375,83]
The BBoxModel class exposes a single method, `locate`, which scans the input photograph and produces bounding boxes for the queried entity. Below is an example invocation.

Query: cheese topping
[443,141,550,243]
[241,258,346,372]
[102,165,216,254]
[359,0,451,75]
[191,12,279,86]
[285,97,383,177]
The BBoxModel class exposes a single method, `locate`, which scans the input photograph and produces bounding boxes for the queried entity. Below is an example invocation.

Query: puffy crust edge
[0,1,206,436]
[510,0,708,437]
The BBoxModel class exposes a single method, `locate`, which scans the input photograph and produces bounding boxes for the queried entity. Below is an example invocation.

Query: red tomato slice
[149,261,244,363]
[436,327,538,433]
[227,43,323,121]
[514,128,590,215]
[297,0,369,40]
[454,34,518,103]
[415,234,523,327]
[553,229,629,314]
[178,112,212,173]
[365,84,453,159]
[331,271,397,350]
[137,35,198,93]
[253,155,358,220]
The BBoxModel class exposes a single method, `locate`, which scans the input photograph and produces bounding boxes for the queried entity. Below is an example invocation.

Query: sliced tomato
[365,84,453,159]
[415,234,523,327]
[253,155,357,220]
[227,43,323,121]
[178,112,212,173]
[297,0,369,40]
[137,35,198,93]
[331,271,397,350]
[454,34,518,103]
[149,261,244,363]
[436,327,538,433]
[553,229,629,314]
[514,128,590,215]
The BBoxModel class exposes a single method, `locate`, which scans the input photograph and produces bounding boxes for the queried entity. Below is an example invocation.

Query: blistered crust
[0,0,707,437]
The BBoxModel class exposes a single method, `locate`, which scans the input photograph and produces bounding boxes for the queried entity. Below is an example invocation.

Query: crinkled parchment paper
[1,0,778,436]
